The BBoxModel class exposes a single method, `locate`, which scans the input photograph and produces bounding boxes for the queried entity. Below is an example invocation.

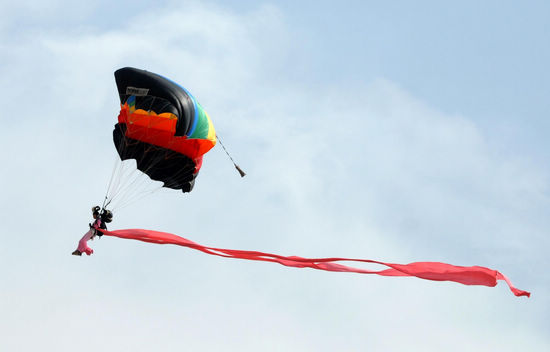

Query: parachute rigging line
[103,156,165,212]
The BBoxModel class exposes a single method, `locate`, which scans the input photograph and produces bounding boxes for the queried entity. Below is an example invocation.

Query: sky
[1,0,549,351]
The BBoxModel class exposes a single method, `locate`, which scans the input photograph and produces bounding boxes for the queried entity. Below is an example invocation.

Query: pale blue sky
[0,1,548,351]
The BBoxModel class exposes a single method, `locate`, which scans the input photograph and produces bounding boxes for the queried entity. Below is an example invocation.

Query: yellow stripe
[205,111,217,144]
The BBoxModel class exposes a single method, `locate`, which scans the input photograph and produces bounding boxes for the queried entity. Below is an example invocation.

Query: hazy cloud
[1,2,547,351]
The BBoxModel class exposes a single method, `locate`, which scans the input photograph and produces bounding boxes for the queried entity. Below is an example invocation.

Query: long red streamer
[100,229,530,297]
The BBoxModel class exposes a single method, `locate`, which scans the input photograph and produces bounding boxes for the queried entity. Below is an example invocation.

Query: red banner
[100,228,530,297]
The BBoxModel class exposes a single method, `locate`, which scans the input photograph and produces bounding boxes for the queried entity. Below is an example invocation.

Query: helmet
[102,210,113,223]
[92,206,100,214]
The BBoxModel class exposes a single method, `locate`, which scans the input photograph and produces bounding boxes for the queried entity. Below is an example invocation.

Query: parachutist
[71,206,113,256]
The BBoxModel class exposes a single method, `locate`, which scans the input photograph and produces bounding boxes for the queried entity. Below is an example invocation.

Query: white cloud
[0,1,548,351]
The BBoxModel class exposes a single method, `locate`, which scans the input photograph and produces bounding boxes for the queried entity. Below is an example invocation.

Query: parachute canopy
[113,67,216,192]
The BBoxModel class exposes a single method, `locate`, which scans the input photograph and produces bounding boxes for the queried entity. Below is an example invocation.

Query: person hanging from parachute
[72,206,113,256]
[72,67,244,256]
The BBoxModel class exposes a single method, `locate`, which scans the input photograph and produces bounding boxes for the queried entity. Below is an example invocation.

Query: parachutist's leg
[75,229,95,256]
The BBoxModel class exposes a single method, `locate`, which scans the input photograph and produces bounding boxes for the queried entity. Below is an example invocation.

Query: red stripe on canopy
[99,228,530,297]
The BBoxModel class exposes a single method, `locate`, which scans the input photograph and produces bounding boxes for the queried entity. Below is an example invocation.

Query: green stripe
[189,104,211,140]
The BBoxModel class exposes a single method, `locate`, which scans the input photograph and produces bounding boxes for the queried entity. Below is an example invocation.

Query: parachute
[113,67,216,193]
[102,68,219,210]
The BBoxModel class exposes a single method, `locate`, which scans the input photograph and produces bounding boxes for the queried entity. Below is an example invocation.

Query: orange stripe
[118,107,215,159]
